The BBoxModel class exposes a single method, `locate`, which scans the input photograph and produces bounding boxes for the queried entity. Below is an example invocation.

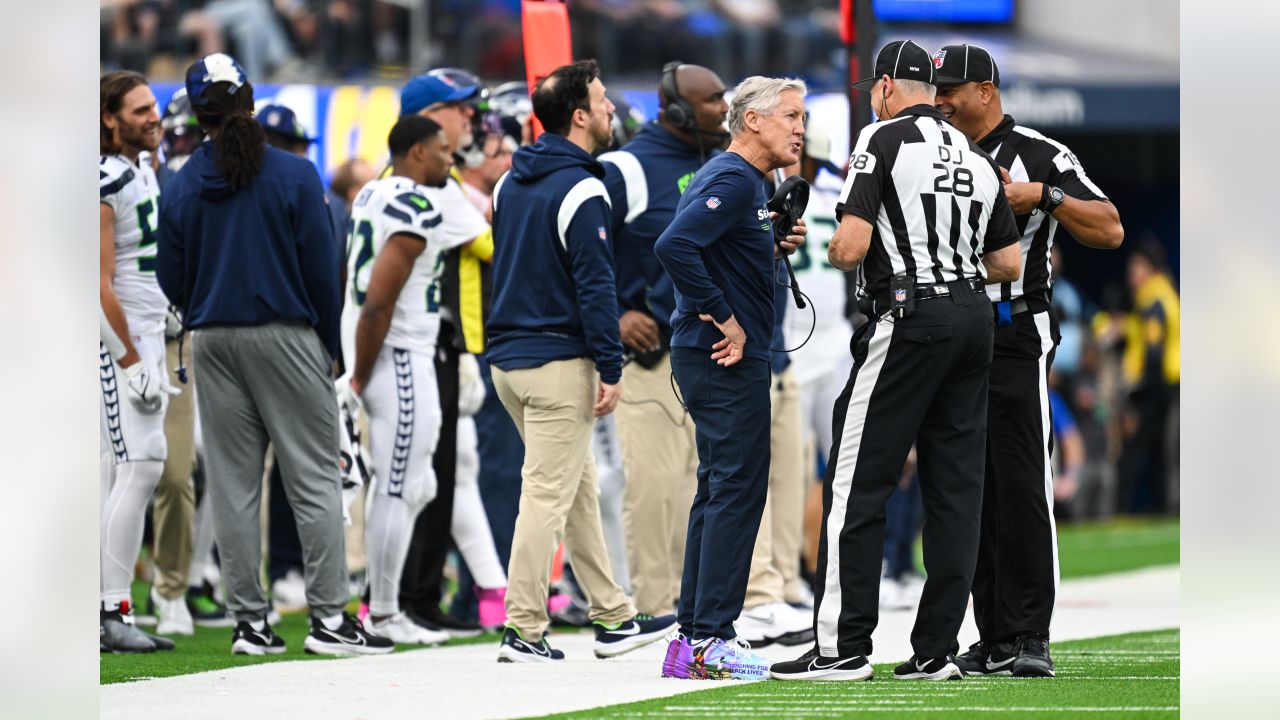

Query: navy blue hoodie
[156,143,341,359]
[486,133,623,384]
[600,124,708,334]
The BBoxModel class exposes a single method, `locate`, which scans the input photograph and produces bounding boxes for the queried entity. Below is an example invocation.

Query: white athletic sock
[101,460,163,606]
[451,462,507,589]
[248,618,266,631]
[320,613,344,631]
[364,491,421,617]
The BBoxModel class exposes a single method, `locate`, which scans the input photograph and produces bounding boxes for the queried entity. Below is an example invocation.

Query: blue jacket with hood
[156,143,341,359]
[485,133,623,385]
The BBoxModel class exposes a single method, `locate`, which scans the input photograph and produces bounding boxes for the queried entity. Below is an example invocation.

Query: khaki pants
[493,358,635,641]
[745,367,807,607]
[613,354,697,615]
[153,335,196,600]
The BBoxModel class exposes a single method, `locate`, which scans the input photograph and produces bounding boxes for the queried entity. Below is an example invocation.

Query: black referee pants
[970,307,1060,644]
[398,336,460,616]
[813,288,993,659]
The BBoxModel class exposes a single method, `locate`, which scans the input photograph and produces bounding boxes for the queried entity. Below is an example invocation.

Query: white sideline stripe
[556,177,611,250]
[654,708,1178,714]
[816,316,894,656]
[598,150,648,224]
[1036,310,1062,614]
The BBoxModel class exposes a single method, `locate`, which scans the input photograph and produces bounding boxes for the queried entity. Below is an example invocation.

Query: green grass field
[537,629,1180,720]
[101,516,1177,686]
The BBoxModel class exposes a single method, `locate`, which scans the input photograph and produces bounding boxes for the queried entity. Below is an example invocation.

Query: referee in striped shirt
[771,40,1022,683]
[933,44,1123,678]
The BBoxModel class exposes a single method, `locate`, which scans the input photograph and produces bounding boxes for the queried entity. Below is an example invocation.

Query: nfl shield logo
[932,50,946,69]
[895,288,907,302]
[705,197,721,210]
[598,226,607,240]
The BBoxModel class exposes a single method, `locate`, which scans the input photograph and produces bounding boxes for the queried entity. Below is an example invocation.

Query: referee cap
[933,44,1001,88]
[851,40,936,91]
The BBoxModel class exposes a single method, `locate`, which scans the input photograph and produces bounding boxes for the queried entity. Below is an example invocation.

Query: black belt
[865,278,984,318]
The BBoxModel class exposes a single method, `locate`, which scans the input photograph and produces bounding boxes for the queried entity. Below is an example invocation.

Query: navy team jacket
[485,133,624,385]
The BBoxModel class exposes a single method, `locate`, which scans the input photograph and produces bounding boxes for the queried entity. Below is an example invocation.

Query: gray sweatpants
[193,321,347,621]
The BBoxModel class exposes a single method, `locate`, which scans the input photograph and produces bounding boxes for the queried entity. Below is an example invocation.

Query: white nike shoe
[734,602,814,647]
[363,612,449,646]
[152,586,195,636]
[879,576,913,611]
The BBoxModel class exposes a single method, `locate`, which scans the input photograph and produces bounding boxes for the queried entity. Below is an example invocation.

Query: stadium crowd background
[98,0,1179,643]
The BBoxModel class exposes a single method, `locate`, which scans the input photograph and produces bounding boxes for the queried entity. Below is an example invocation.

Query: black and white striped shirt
[976,114,1107,302]
[837,104,1019,297]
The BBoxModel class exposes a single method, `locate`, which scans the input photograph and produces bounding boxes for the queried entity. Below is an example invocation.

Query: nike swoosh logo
[606,623,642,636]
[916,661,933,672]
[987,657,1014,670]
[810,657,857,671]
[320,629,366,645]
[516,639,551,656]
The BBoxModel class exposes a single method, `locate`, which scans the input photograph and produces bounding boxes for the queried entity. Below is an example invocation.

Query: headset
[660,61,696,132]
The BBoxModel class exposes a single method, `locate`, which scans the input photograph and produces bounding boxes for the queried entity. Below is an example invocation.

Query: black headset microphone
[661,61,729,162]
[768,175,809,310]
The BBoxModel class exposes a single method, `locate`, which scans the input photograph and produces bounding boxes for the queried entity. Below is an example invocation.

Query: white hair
[727,76,808,136]
[893,78,937,101]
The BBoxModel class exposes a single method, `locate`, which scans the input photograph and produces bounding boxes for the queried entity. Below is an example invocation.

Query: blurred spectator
[329,157,377,236]
[1118,241,1180,515]
[1048,385,1085,519]
[178,1,298,81]
[1050,245,1088,380]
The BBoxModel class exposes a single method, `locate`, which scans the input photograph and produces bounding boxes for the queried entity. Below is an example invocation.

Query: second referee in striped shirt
[771,40,1022,682]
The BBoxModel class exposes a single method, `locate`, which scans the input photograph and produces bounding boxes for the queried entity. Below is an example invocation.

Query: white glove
[457,353,486,417]
[333,375,371,527]
[123,361,180,414]
[164,307,184,339]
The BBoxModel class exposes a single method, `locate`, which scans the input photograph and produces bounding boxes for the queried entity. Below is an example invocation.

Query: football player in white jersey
[783,125,856,479]
[99,71,181,653]
[340,115,469,644]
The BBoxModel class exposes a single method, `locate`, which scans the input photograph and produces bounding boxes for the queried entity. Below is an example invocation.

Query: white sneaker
[879,576,912,611]
[898,572,926,605]
[734,602,814,647]
[363,612,449,646]
[151,587,195,636]
[270,569,308,612]
[785,581,815,610]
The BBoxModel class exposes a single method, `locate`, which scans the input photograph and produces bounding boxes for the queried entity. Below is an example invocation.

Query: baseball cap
[185,53,248,107]
[400,73,481,117]
[256,104,316,143]
[851,40,936,91]
[933,44,1001,87]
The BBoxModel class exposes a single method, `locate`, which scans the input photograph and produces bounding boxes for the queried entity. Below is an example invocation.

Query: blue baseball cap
[185,53,249,107]
[400,74,480,117]
[257,104,316,143]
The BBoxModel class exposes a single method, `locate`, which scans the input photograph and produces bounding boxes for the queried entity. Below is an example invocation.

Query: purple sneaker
[661,634,702,679]
[697,637,772,681]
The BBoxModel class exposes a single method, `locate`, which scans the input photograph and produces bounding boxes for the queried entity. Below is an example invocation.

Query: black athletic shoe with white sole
[231,621,287,655]
[497,626,565,663]
[770,646,874,681]
[593,613,678,658]
[894,654,964,680]
[1012,634,1055,677]
[955,640,1016,675]
[303,613,395,656]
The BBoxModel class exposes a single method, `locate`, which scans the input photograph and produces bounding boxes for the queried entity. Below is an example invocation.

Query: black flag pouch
[890,273,916,319]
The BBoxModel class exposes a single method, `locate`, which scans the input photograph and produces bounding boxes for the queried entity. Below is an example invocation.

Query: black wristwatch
[1039,185,1065,214]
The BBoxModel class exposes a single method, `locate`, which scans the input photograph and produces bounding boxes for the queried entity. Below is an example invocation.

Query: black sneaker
[303,613,395,656]
[231,621,287,655]
[496,626,565,663]
[187,583,235,628]
[1012,634,1055,677]
[406,606,483,640]
[593,613,678,658]
[894,654,964,681]
[101,607,156,654]
[770,646,873,681]
[955,640,1016,675]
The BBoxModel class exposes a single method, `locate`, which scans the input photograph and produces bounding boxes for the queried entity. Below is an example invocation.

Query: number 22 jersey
[342,175,470,365]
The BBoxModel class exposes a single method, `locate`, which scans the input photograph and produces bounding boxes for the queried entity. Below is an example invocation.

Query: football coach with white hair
[653,75,807,680]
